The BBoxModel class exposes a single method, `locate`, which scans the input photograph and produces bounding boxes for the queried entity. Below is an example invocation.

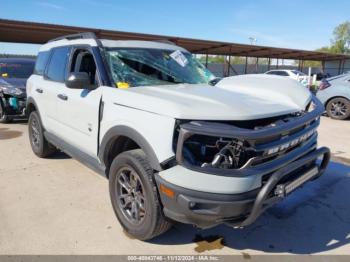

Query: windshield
[105,48,216,87]
[0,61,34,79]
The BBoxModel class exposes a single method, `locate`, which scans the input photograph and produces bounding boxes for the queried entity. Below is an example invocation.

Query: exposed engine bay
[174,109,315,170]
[182,135,249,169]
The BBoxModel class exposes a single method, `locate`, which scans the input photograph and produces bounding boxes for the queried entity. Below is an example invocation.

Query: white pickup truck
[26,33,330,240]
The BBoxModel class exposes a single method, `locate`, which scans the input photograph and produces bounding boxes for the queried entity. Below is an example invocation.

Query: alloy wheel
[31,117,40,148]
[330,100,348,117]
[116,166,146,225]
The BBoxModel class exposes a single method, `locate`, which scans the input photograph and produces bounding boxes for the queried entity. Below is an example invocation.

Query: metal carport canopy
[0,18,349,61]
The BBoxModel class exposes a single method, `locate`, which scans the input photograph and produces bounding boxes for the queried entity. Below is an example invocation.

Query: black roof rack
[48,32,97,42]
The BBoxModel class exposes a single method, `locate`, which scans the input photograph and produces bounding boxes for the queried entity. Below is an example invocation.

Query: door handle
[57,94,68,101]
[35,88,43,94]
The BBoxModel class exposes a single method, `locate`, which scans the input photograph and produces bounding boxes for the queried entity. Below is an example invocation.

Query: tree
[331,21,350,54]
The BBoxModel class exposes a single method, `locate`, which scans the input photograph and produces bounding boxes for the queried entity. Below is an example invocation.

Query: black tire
[28,111,57,158]
[326,97,350,120]
[109,149,172,240]
[0,100,12,123]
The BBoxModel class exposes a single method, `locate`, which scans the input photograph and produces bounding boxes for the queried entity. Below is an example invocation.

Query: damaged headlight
[0,85,24,96]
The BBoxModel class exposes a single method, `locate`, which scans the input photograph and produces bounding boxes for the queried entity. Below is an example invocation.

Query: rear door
[42,46,72,135]
[27,50,52,129]
[55,46,103,157]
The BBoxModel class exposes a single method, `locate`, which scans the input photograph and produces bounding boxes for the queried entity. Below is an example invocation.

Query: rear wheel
[109,149,172,240]
[28,111,57,157]
[326,97,350,120]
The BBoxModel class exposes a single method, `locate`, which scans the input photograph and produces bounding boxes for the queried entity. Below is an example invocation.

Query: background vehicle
[0,58,35,123]
[316,73,350,120]
[27,33,330,240]
[316,72,331,81]
[265,69,308,82]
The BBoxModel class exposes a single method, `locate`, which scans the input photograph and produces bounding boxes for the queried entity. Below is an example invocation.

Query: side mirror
[65,72,91,89]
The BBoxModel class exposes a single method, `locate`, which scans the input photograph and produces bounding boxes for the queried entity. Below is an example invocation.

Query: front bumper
[156,146,330,229]
[0,95,27,117]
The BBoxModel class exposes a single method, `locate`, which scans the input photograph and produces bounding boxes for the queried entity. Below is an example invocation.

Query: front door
[55,47,103,157]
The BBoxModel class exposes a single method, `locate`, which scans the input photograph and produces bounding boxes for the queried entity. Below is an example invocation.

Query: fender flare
[26,96,39,114]
[99,125,162,172]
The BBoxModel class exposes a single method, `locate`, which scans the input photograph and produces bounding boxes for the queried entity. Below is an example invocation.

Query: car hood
[0,77,27,90]
[109,74,312,120]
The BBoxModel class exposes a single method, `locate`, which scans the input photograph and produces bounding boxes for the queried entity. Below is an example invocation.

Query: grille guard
[238,146,330,227]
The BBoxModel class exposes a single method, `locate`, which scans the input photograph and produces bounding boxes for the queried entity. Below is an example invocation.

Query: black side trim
[99,125,162,172]
[91,46,113,87]
[26,96,37,111]
[44,131,106,176]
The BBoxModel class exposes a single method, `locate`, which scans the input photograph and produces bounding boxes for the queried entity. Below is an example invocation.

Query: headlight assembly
[0,85,23,96]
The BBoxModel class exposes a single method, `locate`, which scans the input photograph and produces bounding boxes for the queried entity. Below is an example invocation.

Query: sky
[0,0,349,55]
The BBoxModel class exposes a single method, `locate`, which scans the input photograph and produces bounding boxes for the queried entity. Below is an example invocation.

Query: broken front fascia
[104,48,215,87]
[175,97,323,174]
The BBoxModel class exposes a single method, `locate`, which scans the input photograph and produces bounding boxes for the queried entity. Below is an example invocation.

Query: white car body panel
[158,165,262,194]
[100,86,176,163]
[265,69,308,81]
[104,74,311,121]
[316,74,350,105]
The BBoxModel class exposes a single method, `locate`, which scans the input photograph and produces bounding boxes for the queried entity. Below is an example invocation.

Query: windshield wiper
[209,77,222,86]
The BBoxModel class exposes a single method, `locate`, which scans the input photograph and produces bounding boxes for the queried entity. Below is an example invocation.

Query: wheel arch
[26,96,39,115]
[325,96,350,108]
[99,125,162,177]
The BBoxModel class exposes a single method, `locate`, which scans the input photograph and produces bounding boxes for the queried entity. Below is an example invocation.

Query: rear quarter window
[34,51,50,75]
[45,47,71,82]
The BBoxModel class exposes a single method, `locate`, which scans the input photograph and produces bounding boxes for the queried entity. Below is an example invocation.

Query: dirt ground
[0,116,349,256]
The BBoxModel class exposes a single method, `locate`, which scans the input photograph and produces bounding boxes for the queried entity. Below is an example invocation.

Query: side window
[34,51,50,75]
[279,71,289,76]
[70,48,98,87]
[45,46,71,82]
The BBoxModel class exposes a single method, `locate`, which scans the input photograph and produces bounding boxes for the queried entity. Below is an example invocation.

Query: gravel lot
[0,116,349,256]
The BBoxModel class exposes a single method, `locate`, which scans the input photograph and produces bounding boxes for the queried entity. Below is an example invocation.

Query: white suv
[26,33,330,240]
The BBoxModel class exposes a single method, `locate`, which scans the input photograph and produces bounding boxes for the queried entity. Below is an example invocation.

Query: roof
[101,40,187,52]
[1,18,350,61]
[40,38,187,52]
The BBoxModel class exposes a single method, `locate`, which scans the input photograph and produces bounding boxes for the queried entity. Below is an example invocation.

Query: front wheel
[326,97,350,120]
[109,149,172,240]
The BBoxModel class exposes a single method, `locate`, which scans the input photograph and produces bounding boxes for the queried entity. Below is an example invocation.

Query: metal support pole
[205,54,208,68]
[321,61,325,73]
[255,57,259,73]
[338,60,342,75]
[267,57,271,71]
[276,58,279,69]
[341,59,345,74]
[244,56,248,74]
[227,56,231,76]
[222,56,226,77]
[300,60,304,72]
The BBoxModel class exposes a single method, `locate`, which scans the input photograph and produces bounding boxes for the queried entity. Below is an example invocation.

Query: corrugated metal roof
[0,19,349,61]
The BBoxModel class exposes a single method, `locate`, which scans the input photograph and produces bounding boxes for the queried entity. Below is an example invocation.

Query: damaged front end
[157,97,330,228]
[175,98,322,173]
[0,82,27,120]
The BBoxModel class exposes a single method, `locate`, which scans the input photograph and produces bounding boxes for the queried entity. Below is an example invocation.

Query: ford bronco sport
[26,33,330,240]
